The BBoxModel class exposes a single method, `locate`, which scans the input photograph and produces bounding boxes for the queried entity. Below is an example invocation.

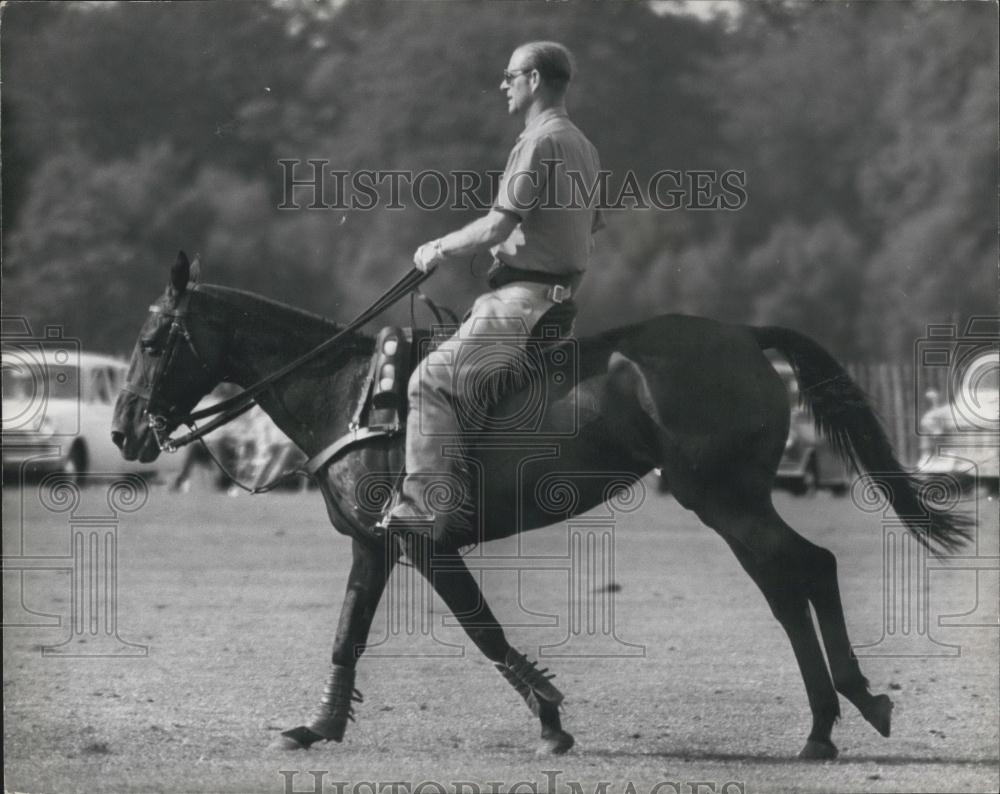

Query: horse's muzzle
[111,393,162,462]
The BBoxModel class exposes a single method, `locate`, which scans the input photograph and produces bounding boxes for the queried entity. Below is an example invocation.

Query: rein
[129,267,431,455]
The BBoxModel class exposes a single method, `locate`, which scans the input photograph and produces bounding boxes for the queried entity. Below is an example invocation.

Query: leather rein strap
[154,267,431,453]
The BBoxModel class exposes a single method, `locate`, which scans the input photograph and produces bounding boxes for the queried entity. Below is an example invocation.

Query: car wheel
[803,460,819,496]
[977,479,999,500]
[790,458,818,497]
[829,482,849,497]
[62,442,88,485]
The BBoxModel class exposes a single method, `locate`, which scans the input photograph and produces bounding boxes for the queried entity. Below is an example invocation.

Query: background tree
[1,0,995,361]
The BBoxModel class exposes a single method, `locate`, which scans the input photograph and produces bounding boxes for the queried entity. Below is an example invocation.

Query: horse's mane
[195,282,667,363]
[197,284,373,351]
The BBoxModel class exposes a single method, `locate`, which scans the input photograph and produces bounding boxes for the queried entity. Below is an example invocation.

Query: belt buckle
[550,284,570,304]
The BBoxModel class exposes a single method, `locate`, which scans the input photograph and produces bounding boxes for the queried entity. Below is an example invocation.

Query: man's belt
[547,283,573,303]
[491,280,575,308]
[488,261,582,300]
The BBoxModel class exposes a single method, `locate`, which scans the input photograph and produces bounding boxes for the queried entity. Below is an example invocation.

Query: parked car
[916,350,999,495]
[772,359,851,496]
[2,348,178,484]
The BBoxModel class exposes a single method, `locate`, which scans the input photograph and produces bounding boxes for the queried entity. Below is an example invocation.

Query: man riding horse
[358,40,603,748]
[114,39,970,758]
[384,41,602,548]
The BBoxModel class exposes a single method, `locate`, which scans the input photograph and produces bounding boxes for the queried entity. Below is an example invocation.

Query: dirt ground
[3,478,998,794]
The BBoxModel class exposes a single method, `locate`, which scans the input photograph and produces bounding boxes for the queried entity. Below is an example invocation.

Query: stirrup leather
[301,664,364,742]
[495,649,564,707]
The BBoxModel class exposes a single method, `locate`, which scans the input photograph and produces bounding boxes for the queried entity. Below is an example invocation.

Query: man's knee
[408,347,456,401]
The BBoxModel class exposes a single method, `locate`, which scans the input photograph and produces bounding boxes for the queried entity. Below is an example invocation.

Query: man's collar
[518,107,569,140]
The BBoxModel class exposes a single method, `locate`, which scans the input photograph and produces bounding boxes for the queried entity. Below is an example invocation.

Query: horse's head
[112,251,227,462]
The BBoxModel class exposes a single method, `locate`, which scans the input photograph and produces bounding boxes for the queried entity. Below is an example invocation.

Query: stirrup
[299,664,364,742]
[495,649,564,707]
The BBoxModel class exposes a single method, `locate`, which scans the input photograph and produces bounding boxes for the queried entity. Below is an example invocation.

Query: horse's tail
[751,325,972,554]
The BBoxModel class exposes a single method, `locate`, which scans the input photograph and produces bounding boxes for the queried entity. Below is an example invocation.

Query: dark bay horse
[112,252,971,759]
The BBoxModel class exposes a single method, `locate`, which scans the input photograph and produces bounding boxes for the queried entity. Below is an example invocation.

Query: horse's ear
[171,250,191,293]
[189,254,202,285]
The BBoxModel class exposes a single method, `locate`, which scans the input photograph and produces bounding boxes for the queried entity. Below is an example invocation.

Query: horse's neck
[216,297,370,456]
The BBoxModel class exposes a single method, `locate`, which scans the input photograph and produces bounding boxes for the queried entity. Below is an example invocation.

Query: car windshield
[1,365,79,400]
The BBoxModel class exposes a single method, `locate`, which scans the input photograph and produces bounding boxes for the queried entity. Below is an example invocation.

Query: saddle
[303,304,577,478]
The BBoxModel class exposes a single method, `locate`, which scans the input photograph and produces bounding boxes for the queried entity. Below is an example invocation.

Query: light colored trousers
[388,282,563,545]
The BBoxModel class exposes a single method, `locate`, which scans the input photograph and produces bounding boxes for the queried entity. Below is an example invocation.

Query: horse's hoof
[862,694,893,737]
[270,733,310,751]
[797,739,838,760]
[273,725,328,750]
[537,730,574,755]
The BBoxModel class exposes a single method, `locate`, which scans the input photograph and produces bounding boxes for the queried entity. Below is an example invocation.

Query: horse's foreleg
[402,533,574,755]
[275,538,397,750]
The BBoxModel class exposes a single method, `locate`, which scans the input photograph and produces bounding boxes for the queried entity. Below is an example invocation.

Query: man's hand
[413,239,445,273]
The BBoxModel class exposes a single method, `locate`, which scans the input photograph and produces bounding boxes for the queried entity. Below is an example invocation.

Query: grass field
[3,478,998,794]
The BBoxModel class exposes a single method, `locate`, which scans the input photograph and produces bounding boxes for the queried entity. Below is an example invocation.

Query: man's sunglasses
[502,68,533,82]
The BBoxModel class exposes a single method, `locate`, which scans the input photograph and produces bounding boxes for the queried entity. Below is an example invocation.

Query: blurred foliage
[1,0,996,360]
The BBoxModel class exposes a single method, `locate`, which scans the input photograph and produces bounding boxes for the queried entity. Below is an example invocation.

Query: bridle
[121,287,232,452]
[122,267,432,454]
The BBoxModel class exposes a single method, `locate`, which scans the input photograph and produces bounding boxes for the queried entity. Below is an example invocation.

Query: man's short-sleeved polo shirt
[491,108,603,276]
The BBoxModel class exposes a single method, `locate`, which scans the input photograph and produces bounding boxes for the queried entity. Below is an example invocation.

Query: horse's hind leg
[740,512,893,738]
[401,533,574,755]
[275,537,398,749]
[789,532,893,737]
[717,530,842,759]
[711,503,892,757]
